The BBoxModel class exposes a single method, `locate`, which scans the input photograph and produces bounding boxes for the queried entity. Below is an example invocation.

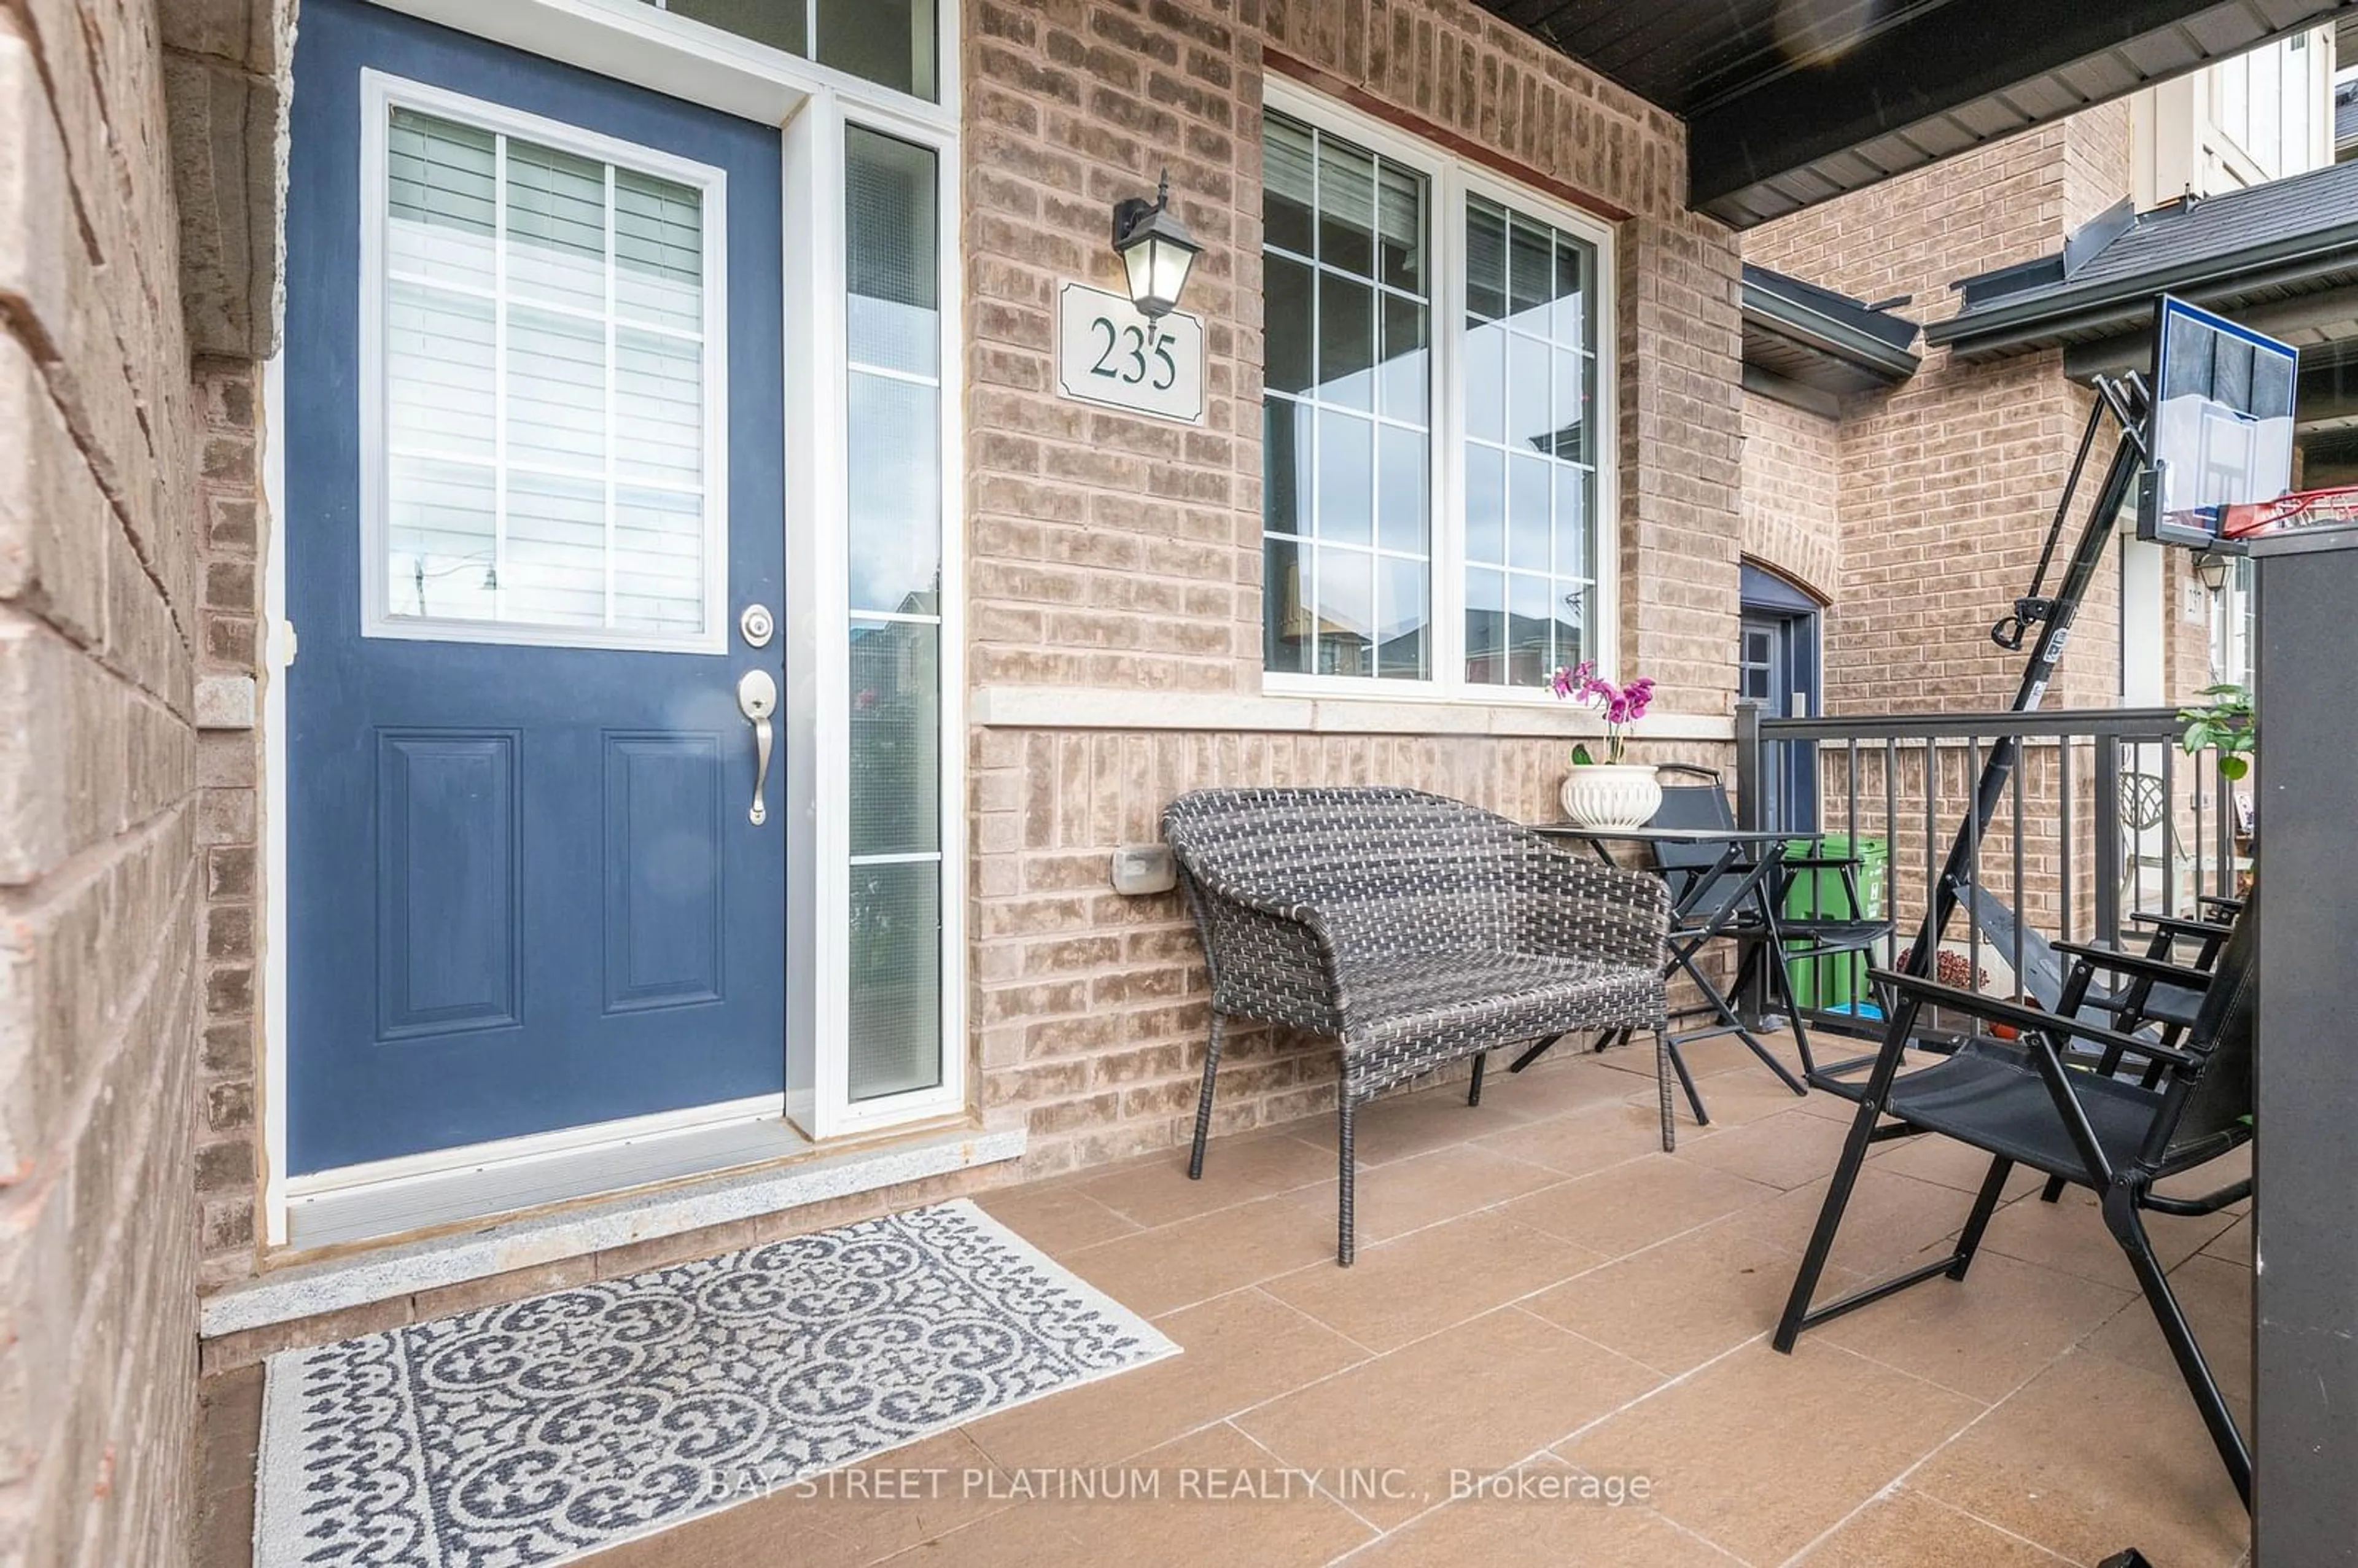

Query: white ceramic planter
[1558,763,1662,832]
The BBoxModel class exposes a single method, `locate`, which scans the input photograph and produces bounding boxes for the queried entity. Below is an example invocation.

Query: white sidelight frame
[356,71,734,654]
[261,0,967,1244]
[1258,77,1622,702]
[784,93,968,1140]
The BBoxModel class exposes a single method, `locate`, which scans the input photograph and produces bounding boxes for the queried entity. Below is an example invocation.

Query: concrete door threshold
[201,1115,1027,1339]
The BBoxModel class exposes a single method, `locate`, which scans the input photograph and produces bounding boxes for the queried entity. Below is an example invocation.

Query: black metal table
[1524,823,1808,1124]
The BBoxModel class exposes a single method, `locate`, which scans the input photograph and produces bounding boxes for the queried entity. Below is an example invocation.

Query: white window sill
[970,684,1735,742]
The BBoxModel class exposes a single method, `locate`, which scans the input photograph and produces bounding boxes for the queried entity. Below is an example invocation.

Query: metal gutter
[1740,271,1923,382]
[1926,219,2358,355]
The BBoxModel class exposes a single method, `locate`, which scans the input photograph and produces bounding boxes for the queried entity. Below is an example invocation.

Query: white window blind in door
[374,106,722,648]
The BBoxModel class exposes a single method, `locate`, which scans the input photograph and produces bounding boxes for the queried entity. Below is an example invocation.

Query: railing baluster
[2207,750,2225,901]
[2010,737,2026,999]
[2192,748,2206,910]
[1883,738,1898,971]
[1966,736,1983,990]
[2060,734,2076,945]
[2095,737,2122,947]
[1921,739,1939,973]
[2159,740,2177,918]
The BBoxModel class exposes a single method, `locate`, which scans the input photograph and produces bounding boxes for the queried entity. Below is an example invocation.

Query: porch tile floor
[195,1037,2254,1568]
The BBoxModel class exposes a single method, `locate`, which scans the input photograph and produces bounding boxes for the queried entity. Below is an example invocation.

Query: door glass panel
[375,105,718,647]
[506,308,605,471]
[386,111,495,286]
[386,457,496,622]
[386,282,494,459]
[613,169,704,330]
[505,142,607,311]
[503,472,607,626]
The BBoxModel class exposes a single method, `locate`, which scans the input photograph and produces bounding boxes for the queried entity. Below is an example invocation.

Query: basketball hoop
[2220,483,2358,540]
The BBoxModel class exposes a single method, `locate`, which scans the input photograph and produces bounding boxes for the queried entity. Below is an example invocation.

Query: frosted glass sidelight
[847,861,943,1101]
[841,121,949,1109]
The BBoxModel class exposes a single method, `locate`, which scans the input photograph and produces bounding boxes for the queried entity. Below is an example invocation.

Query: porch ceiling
[1474,0,2358,228]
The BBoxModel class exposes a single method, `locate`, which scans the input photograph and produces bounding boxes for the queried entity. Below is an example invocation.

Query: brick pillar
[193,359,265,1288]
[0,6,211,1561]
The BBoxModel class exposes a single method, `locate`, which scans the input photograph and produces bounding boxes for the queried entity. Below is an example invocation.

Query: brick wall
[1740,101,2174,948]
[970,724,1730,1174]
[959,0,1743,1174]
[0,0,208,1560]
[193,360,263,1292]
[1747,105,2134,717]
[1739,392,1839,599]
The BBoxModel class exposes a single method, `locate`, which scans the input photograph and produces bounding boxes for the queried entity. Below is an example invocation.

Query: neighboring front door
[285,0,787,1173]
[1738,565,1823,834]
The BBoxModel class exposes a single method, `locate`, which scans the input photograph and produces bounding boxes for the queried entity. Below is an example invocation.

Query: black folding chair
[1646,765,1886,1124]
[1961,884,2212,1046]
[1774,896,2256,1502]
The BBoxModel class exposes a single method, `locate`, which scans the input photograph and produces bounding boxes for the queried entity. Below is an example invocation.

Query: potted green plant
[2177,681,2254,780]
[1552,661,1661,829]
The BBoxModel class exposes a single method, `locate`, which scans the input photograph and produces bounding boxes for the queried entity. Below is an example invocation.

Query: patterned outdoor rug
[255,1200,1178,1567]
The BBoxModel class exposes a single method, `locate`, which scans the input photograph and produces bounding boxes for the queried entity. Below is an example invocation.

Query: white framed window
[359,72,730,653]
[1259,80,1617,700]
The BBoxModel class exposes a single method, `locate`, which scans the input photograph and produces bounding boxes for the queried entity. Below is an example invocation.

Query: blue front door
[286,0,788,1173]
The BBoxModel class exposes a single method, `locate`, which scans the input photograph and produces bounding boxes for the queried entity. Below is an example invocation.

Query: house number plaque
[1055,281,1205,425]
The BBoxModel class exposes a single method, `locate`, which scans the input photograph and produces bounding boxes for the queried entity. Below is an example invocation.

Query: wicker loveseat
[1162,786,1672,1265]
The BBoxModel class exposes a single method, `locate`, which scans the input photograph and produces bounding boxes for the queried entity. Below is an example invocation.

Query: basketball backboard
[2138,295,2297,548]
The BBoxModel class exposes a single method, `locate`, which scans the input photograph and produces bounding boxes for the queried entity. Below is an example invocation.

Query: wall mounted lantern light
[1111,169,1202,320]
[2194,550,2235,595]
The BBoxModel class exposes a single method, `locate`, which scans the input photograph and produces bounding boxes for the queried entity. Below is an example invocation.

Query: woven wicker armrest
[1172,855,1339,936]
[1516,850,1671,971]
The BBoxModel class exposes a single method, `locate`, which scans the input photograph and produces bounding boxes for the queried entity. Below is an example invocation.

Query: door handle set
[736,669,777,825]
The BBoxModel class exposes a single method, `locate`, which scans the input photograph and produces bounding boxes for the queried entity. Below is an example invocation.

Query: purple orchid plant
[1551,661,1656,766]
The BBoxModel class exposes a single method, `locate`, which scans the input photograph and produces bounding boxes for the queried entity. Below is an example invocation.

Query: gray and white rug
[256,1200,1177,1567]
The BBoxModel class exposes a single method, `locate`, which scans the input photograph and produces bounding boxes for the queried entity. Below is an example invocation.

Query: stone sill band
[971,685,1739,742]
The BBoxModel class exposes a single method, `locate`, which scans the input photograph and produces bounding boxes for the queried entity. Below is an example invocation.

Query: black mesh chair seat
[1883,1046,2235,1184]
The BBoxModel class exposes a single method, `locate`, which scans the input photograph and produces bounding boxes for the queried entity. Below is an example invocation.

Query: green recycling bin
[1783,835,1887,1012]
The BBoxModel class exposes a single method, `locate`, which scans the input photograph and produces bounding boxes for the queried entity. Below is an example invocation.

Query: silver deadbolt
[739,604,775,648]
[736,669,777,825]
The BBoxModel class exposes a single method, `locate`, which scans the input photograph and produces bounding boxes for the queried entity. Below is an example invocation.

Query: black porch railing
[1731,702,2251,1022]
